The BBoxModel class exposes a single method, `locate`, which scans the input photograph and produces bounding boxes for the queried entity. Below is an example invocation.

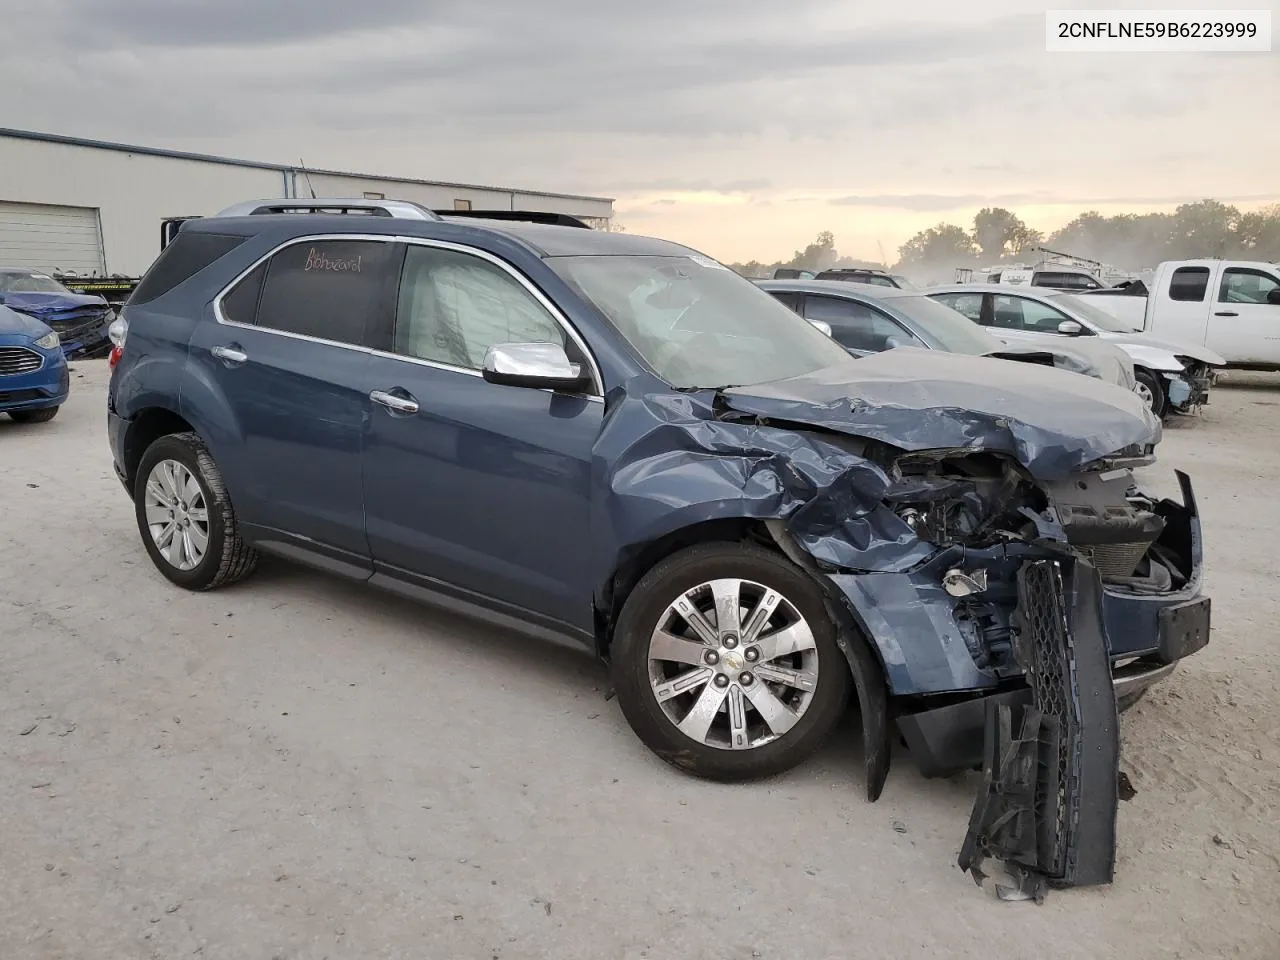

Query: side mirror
[1267,288,1280,306]
[884,335,907,349]
[807,319,833,337]
[1057,320,1084,335]
[482,342,589,391]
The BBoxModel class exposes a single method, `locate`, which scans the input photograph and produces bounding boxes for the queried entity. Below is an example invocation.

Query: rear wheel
[134,432,258,591]
[1134,370,1166,417]
[611,543,852,781]
[8,407,59,423]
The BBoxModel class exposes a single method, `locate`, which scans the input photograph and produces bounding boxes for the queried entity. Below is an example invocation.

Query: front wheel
[8,407,59,423]
[1134,370,1166,417]
[134,432,258,591]
[611,543,852,781]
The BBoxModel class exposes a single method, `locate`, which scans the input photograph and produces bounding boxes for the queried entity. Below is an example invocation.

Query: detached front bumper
[828,471,1209,896]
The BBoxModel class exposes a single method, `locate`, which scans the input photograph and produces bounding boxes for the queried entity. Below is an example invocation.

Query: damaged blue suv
[108,199,1209,895]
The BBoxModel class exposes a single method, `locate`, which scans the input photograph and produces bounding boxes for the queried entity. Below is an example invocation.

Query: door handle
[211,345,248,365]
[1214,311,1238,317]
[370,389,420,415]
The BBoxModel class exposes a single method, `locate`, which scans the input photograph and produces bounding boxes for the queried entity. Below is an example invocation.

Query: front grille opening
[0,347,43,376]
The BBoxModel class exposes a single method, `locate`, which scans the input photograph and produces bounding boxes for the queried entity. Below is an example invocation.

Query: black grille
[0,389,42,403]
[0,347,43,376]
[1017,561,1078,877]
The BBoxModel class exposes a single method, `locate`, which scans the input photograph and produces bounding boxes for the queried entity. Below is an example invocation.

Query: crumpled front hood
[0,290,109,321]
[1096,330,1225,367]
[722,348,1160,481]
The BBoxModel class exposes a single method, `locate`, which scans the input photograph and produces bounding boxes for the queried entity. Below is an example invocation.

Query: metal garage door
[0,201,106,274]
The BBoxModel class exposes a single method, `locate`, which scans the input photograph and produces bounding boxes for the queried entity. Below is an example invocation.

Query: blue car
[0,304,69,422]
[108,198,1210,893]
[0,268,114,359]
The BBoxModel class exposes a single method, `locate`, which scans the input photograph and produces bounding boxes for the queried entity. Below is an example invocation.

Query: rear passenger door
[360,241,602,632]
[186,237,399,568]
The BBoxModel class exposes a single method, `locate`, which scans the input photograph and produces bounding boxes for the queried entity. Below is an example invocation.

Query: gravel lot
[2,361,1277,960]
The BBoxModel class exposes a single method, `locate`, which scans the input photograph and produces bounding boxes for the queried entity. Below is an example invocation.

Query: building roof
[0,127,613,204]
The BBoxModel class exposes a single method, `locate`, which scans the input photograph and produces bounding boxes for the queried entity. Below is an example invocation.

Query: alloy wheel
[143,459,210,571]
[647,578,820,750]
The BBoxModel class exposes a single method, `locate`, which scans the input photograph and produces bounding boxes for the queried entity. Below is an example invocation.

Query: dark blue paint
[106,212,1208,702]
[0,290,112,358]
[0,306,69,414]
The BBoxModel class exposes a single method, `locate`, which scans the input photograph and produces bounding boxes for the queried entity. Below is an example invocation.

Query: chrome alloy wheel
[647,578,820,750]
[1134,380,1155,410]
[143,459,210,571]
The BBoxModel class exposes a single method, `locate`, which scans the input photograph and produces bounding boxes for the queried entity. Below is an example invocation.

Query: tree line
[727,199,1280,278]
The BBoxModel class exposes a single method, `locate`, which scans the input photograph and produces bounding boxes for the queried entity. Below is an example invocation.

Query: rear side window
[1168,267,1210,302]
[254,240,397,345]
[220,262,267,325]
[129,232,248,305]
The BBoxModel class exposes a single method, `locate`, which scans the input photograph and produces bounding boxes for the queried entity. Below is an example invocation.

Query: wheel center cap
[722,651,744,673]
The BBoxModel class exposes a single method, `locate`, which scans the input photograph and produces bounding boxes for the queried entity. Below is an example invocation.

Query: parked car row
[0,267,114,359]
[103,198,1210,896]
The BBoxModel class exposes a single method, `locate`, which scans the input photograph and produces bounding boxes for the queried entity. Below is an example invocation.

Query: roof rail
[211,198,442,220]
[437,210,592,229]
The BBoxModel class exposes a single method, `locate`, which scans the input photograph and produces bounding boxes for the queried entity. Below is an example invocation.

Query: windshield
[549,254,851,388]
[890,294,1003,355]
[0,272,71,295]
[1049,292,1142,332]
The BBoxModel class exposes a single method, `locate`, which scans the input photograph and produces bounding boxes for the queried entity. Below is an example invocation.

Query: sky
[2,0,1277,264]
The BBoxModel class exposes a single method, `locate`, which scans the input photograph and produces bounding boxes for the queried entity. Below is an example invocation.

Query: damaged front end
[826,446,1208,897]
[601,350,1207,896]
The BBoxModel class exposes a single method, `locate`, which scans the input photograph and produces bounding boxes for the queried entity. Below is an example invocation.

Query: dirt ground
[1,361,1276,960]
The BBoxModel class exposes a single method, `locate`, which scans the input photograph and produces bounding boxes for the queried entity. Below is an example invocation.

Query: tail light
[107,315,127,370]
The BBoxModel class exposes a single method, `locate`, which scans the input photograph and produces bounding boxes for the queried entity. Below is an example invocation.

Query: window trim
[212,233,604,399]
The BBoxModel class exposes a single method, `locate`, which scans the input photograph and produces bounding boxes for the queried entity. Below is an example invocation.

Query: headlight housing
[33,331,60,350]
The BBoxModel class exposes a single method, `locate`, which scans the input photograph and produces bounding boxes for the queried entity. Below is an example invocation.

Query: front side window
[550,254,850,389]
[931,292,984,323]
[395,245,566,370]
[803,295,918,352]
[991,295,1073,333]
[1219,268,1280,305]
[253,239,396,346]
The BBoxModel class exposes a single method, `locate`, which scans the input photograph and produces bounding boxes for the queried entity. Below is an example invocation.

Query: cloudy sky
[3,0,1277,262]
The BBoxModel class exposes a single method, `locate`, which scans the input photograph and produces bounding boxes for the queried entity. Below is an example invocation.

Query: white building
[0,128,614,277]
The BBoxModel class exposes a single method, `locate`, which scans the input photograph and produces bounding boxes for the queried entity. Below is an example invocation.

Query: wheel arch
[122,406,197,491]
[594,515,892,801]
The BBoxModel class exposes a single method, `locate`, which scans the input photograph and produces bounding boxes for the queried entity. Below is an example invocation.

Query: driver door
[1214,267,1280,365]
[360,242,603,633]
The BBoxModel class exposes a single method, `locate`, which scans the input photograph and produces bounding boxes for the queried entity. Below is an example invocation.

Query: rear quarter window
[128,232,248,305]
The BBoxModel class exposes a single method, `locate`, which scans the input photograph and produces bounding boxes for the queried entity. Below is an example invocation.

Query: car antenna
[298,158,318,199]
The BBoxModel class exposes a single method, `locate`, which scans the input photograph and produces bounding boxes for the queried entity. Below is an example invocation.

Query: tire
[134,432,258,591]
[611,542,853,782]
[1134,369,1166,418]
[8,407,59,423]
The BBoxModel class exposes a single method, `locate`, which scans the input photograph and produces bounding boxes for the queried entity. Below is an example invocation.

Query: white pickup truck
[1080,260,1280,370]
